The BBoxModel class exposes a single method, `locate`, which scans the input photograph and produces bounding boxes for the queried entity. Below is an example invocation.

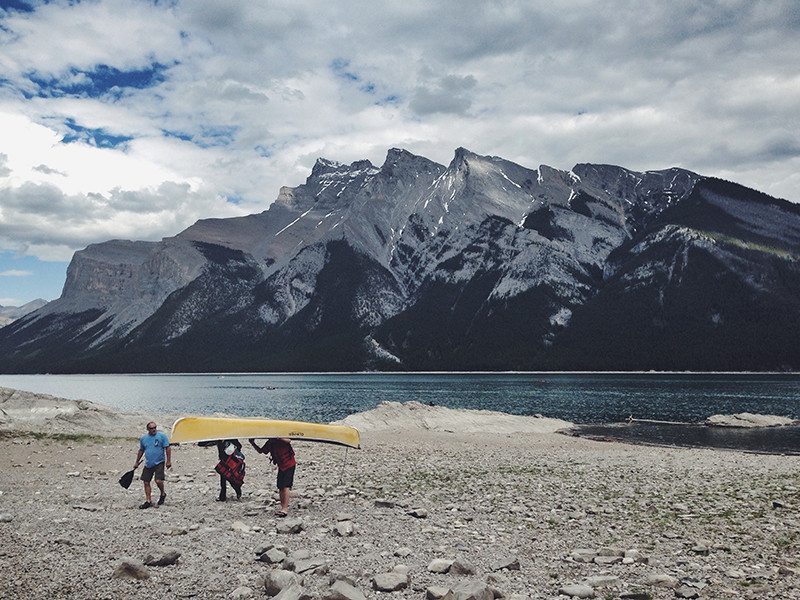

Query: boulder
[491,556,520,571]
[408,508,428,518]
[112,559,150,580]
[584,575,619,587]
[427,586,455,600]
[263,570,300,596]
[372,572,408,592]
[231,521,252,534]
[258,548,287,564]
[0,514,12,523]
[230,587,254,599]
[450,559,477,575]
[294,557,328,574]
[450,581,494,600]
[674,586,700,599]
[143,550,181,566]
[324,580,367,600]
[643,573,678,588]
[558,583,595,598]
[428,558,454,574]
[569,549,597,563]
[277,518,304,534]
[273,583,311,600]
[334,521,354,537]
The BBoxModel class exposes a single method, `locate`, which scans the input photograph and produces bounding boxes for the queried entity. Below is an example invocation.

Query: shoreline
[1,389,799,599]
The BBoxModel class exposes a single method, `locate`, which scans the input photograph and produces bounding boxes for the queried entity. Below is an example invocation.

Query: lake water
[1,372,798,424]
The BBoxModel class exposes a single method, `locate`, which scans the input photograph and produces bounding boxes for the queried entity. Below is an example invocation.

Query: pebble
[0,514,12,523]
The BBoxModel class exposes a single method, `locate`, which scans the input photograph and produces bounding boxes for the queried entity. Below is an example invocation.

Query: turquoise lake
[1,372,798,424]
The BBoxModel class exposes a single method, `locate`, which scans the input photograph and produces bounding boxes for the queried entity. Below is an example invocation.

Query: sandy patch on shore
[0,388,798,600]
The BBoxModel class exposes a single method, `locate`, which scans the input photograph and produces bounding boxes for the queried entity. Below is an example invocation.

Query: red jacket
[263,439,296,471]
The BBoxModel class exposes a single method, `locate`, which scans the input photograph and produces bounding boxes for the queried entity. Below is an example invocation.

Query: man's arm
[165,444,172,469]
[135,447,144,468]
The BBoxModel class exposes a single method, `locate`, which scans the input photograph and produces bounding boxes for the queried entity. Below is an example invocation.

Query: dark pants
[219,474,241,500]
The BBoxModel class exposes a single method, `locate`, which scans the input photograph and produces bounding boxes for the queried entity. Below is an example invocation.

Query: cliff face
[1,147,798,373]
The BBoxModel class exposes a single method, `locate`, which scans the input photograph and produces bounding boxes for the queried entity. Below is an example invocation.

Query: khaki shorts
[141,462,165,482]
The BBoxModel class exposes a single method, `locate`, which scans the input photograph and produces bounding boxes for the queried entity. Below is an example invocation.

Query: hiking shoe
[157,493,166,506]
[139,501,152,509]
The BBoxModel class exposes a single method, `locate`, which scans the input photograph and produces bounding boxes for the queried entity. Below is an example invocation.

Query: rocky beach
[0,387,798,600]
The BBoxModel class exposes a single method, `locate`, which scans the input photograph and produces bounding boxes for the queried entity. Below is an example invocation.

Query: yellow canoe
[170,416,360,449]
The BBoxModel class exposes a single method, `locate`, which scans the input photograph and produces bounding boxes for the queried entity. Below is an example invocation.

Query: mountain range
[0,299,47,328]
[1,147,799,373]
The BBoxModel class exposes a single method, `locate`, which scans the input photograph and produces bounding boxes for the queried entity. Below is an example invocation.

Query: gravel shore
[0,388,798,600]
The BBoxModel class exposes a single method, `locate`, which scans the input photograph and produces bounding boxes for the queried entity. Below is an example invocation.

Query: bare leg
[143,481,152,503]
[279,487,290,513]
[155,479,165,504]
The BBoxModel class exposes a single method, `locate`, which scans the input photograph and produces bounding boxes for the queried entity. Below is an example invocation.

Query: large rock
[112,559,150,580]
[705,413,796,427]
[427,586,455,600]
[428,558,454,574]
[491,556,520,571]
[276,518,304,534]
[372,572,408,592]
[258,547,288,564]
[273,584,311,600]
[263,570,300,596]
[451,581,493,600]
[450,559,477,575]
[324,580,367,600]
[558,584,595,598]
[143,550,181,567]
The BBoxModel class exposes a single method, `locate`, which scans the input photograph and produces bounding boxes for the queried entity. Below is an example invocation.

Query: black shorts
[276,466,295,490]
[141,462,165,482]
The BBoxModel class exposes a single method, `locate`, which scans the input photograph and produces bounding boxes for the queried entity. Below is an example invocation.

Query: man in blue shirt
[134,421,172,509]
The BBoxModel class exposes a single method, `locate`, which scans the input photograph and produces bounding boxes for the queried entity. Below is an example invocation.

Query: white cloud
[0,0,798,268]
[0,269,32,276]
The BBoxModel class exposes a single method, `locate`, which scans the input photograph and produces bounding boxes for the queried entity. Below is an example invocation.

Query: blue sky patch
[62,118,133,148]
[0,251,68,304]
[0,0,35,14]
[27,63,169,99]
[162,125,238,148]
[330,57,380,95]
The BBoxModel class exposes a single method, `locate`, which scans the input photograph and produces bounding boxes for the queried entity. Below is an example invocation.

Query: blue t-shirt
[139,431,170,468]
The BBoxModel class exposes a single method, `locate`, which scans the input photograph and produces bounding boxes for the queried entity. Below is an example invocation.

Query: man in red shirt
[249,437,296,516]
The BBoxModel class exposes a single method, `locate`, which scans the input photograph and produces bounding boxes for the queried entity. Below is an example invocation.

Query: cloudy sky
[1,0,798,305]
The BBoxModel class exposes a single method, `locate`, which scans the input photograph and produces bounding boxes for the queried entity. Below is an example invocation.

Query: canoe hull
[170,416,360,449]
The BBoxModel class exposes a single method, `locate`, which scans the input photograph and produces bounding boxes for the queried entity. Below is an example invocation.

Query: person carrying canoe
[249,437,295,517]
[199,439,244,501]
[134,421,171,509]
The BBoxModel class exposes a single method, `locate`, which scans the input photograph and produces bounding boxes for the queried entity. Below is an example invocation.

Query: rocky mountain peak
[310,157,344,178]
